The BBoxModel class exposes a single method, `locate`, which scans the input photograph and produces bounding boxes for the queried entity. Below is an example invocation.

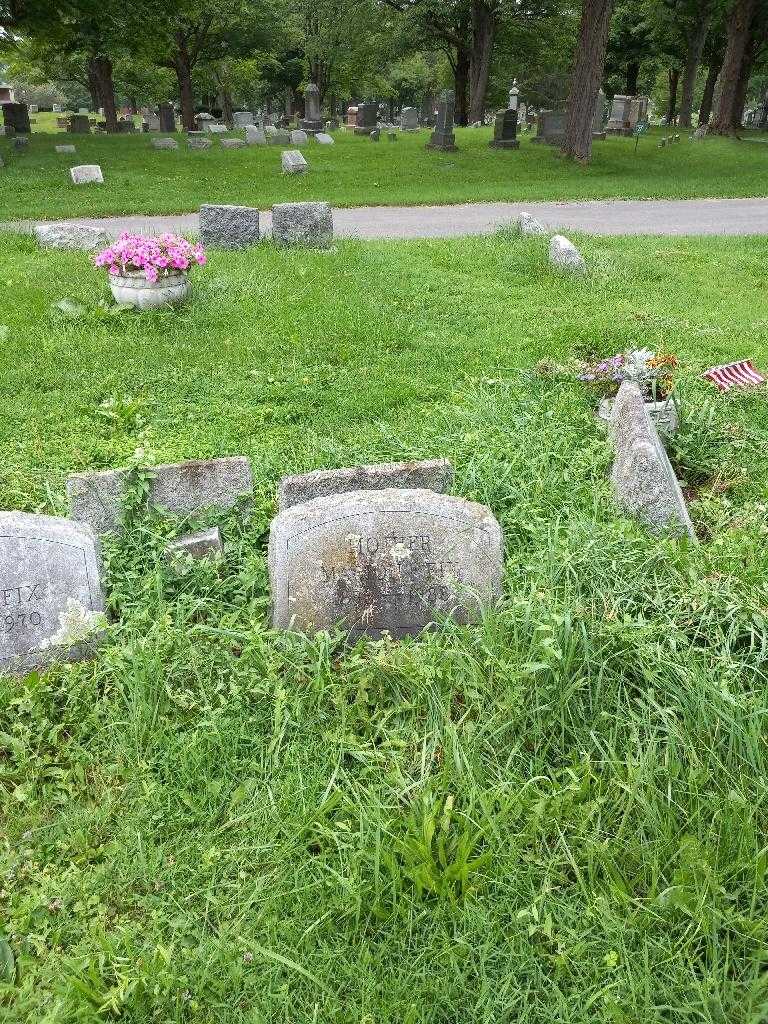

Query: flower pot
[109,270,190,310]
[598,395,678,434]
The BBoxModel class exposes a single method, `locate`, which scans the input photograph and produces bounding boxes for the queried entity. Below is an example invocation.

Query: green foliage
[1,231,768,1021]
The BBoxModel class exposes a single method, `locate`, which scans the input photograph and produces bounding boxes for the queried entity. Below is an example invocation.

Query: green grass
[2,126,768,222]
[2,230,768,1022]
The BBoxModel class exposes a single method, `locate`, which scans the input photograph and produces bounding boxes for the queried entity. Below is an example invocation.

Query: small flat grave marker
[70,164,103,185]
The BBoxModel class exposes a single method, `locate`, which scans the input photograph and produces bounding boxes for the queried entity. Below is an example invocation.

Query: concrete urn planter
[109,270,190,310]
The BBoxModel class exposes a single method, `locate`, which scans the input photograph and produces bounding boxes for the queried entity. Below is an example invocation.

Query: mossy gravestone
[269,488,503,639]
[0,513,104,675]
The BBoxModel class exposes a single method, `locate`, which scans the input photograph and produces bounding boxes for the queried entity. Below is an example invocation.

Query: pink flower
[145,266,159,283]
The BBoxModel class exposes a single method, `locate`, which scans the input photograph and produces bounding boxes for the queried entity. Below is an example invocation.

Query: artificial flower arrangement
[578,348,679,400]
[94,232,206,283]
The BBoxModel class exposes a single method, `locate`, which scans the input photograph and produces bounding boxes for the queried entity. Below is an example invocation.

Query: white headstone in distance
[70,164,104,184]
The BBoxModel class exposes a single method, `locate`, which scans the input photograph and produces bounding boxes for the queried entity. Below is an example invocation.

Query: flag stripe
[703,359,765,392]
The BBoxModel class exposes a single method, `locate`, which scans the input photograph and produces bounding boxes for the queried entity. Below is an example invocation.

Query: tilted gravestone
[315,132,334,145]
[610,382,695,539]
[67,457,254,535]
[281,149,308,174]
[246,126,267,145]
[279,459,453,511]
[272,202,332,247]
[165,527,223,575]
[518,212,548,236]
[187,137,212,150]
[354,102,378,136]
[70,164,104,184]
[426,90,457,152]
[0,512,105,675]
[35,224,109,251]
[3,102,31,135]
[199,204,260,249]
[301,83,323,135]
[269,488,503,639]
[152,137,178,150]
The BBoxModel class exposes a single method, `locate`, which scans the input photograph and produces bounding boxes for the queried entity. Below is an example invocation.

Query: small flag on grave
[703,359,765,393]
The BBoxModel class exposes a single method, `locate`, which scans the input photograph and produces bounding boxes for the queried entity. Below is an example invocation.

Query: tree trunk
[711,0,756,133]
[699,60,721,123]
[667,66,680,123]
[679,17,711,128]
[454,44,471,125]
[561,0,614,162]
[625,61,639,95]
[86,61,100,111]
[469,0,498,124]
[732,37,756,129]
[220,88,234,127]
[89,56,118,132]
[172,44,196,131]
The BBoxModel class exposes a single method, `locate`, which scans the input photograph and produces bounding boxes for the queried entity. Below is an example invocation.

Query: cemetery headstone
[34,224,109,251]
[165,527,223,575]
[268,488,503,639]
[233,111,254,127]
[281,149,308,174]
[152,137,178,150]
[271,201,333,248]
[204,122,228,134]
[301,83,323,134]
[278,459,453,511]
[269,129,291,145]
[315,132,334,145]
[610,381,695,538]
[592,89,606,139]
[187,137,212,150]
[489,107,519,149]
[370,128,380,141]
[354,102,378,136]
[517,212,548,236]
[400,106,419,131]
[68,114,91,133]
[0,512,105,675]
[246,125,267,145]
[67,457,254,536]
[346,105,358,127]
[70,164,104,184]
[52,103,63,113]
[158,102,176,132]
[199,204,260,249]
[549,234,585,273]
[14,136,29,149]
[426,90,457,151]
[291,129,308,145]
[517,102,528,130]
[3,102,31,134]
[531,109,566,145]
[220,138,246,148]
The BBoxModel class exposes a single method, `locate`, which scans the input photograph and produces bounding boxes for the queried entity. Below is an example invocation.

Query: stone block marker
[35,224,109,251]
[272,202,333,248]
[199,204,260,250]
[291,129,308,145]
[281,150,308,174]
[268,488,503,639]
[518,212,548,236]
[245,126,266,145]
[67,457,254,535]
[165,527,223,574]
[55,144,76,154]
[610,382,695,539]
[152,137,178,150]
[188,137,212,150]
[278,459,453,511]
[70,164,103,185]
[220,138,246,149]
[315,132,334,145]
[548,234,586,273]
[0,512,105,675]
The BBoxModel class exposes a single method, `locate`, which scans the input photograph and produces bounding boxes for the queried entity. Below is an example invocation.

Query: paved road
[5,198,768,239]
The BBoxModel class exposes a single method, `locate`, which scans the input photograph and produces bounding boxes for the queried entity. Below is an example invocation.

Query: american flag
[703,359,766,393]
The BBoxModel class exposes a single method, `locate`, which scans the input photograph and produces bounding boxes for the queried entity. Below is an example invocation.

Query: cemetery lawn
[2,228,768,1023]
[2,127,768,222]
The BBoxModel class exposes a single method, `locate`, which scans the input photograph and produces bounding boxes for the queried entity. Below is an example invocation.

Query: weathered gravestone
[233,111,254,127]
[282,149,308,174]
[346,105,358,127]
[315,132,334,145]
[291,129,308,145]
[278,459,453,511]
[199,204,260,249]
[610,382,695,539]
[152,137,178,150]
[187,137,212,150]
[70,164,103,184]
[157,102,176,132]
[400,106,419,131]
[34,224,108,251]
[301,83,323,135]
[272,201,332,247]
[246,125,266,145]
[489,107,519,149]
[354,102,378,136]
[426,90,457,151]
[268,489,503,639]
[517,212,548,236]
[67,457,254,535]
[549,234,585,273]
[269,129,291,146]
[68,115,91,134]
[593,89,607,140]
[220,138,246,149]
[605,95,646,136]
[3,102,31,135]
[205,123,228,134]
[531,109,566,145]
[0,512,105,675]
[165,527,223,575]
